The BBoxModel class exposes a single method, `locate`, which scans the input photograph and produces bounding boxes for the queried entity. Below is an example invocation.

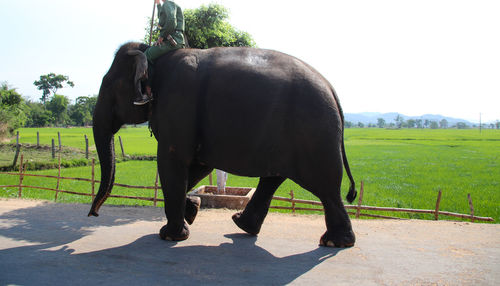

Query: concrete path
[0,199,499,285]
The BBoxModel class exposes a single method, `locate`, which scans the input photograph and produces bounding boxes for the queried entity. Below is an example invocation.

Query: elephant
[88,42,357,247]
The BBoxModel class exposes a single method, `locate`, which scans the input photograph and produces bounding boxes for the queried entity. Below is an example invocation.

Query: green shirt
[157,1,185,45]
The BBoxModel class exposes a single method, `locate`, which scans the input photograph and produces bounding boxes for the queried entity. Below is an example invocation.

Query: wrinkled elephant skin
[89,42,357,247]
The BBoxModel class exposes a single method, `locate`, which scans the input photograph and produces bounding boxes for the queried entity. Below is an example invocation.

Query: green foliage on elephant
[33,73,74,104]
[0,82,27,139]
[144,4,256,48]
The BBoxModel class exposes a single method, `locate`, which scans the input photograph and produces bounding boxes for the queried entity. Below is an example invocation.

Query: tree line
[345,115,499,129]
[1,81,96,137]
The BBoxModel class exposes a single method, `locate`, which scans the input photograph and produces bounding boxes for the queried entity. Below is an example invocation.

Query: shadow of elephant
[0,202,343,285]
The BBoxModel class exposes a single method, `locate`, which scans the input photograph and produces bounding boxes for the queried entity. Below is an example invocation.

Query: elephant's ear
[126,50,148,99]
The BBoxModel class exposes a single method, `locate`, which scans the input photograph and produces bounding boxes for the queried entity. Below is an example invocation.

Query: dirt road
[1,198,498,285]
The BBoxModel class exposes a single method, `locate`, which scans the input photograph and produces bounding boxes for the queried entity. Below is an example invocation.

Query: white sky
[1,0,499,122]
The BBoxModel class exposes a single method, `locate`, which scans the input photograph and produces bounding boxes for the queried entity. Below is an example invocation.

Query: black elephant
[88,42,357,247]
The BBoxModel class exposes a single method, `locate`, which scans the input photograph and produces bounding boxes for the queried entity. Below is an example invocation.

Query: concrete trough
[189,185,255,210]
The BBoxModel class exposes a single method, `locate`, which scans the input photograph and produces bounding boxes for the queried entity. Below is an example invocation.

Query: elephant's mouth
[136,74,148,99]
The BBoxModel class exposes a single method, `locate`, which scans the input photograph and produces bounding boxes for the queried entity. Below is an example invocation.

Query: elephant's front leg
[233,176,285,235]
[158,154,190,241]
[184,164,213,225]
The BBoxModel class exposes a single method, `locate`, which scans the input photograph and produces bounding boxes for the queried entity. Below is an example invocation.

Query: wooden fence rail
[271,184,494,222]
[0,155,494,223]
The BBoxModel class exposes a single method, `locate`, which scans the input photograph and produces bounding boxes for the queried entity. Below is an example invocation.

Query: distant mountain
[344,112,474,126]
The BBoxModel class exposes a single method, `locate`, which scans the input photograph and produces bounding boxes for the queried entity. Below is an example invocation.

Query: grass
[1,127,499,222]
[11,125,157,157]
[0,144,89,171]
[344,129,499,221]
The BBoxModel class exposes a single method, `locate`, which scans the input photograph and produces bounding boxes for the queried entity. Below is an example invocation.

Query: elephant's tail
[342,138,357,203]
[330,86,357,203]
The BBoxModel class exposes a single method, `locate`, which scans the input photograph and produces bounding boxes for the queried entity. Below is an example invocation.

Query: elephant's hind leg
[300,156,355,247]
[310,176,355,247]
[185,164,213,225]
[233,176,285,235]
[318,195,355,248]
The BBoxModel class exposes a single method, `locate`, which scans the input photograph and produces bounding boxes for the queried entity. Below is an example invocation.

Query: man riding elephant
[134,0,186,105]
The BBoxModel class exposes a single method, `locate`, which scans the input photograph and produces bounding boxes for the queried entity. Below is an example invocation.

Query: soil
[0,198,499,285]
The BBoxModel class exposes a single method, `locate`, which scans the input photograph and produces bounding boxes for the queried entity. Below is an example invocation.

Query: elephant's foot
[159,222,190,241]
[185,196,201,225]
[232,211,262,235]
[319,229,356,248]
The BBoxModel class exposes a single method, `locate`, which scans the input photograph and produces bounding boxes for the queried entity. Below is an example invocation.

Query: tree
[345,121,353,128]
[456,122,468,129]
[496,121,500,129]
[439,119,448,129]
[415,119,423,128]
[357,122,364,128]
[406,119,416,128]
[430,121,439,129]
[0,82,27,137]
[1,83,22,106]
[376,118,386,128]
[34,73,74,104]
[46,94,69,126]
[395,114,404,128]
[69,95,97,126]
[184,4,256,48]
[24,101,53,127]
[144,4,256,49]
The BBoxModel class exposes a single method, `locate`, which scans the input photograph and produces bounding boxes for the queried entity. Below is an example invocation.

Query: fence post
[37,131,40,148]
[18,154,24,198]
[154,169,159,207]
[16,131,19,147]
[290,190,295,214]
[91,159,95,201]
[209,172,213,185]
[118,136,126,158]
[55,153,62,201]
[356,181,364,219]
[467,194,475,223]
[58,132,62,151]
[12,143,21,168]
[51,139,55,159]
[85,135,89,159]
[434,189,442,220]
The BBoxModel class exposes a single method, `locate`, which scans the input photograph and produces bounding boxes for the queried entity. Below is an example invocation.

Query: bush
[24,102,53,127]
[0,83,26,139]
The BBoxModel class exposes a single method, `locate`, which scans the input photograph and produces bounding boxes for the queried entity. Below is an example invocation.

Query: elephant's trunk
[88,93,117,217]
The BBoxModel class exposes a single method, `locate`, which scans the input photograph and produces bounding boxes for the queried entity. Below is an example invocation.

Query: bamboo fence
[270,183,494,222]
[0,154,495,223]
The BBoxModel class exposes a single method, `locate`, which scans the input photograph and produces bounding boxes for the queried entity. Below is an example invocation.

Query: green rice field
[1,126,499,222]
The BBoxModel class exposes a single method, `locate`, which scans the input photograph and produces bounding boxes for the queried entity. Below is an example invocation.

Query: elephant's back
[195,47,339,112]
[191,47,344,177]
